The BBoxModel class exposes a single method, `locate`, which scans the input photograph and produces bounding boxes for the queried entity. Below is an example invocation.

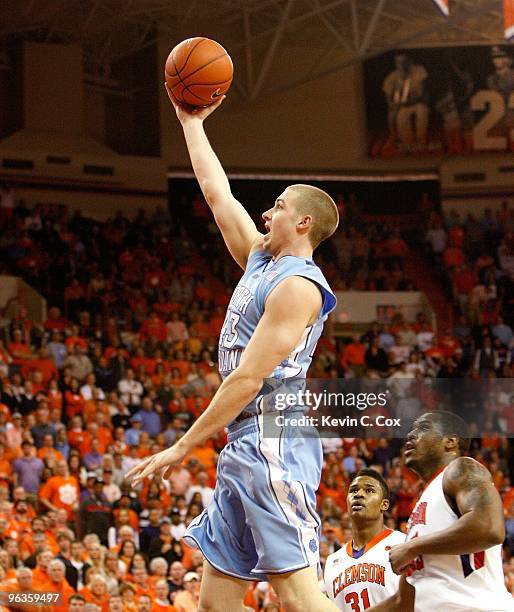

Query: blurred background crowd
[0,190,512,610]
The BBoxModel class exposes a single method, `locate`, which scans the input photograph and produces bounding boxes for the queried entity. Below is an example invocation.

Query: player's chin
[404,453,417,468]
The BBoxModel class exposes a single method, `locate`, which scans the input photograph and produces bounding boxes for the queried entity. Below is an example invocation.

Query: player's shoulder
[443,457,491,490]
[386,529,406,546]
[444,456,490,480]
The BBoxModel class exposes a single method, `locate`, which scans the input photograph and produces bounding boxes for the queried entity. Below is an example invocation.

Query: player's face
[347,476,388,520]
[262,188,301,252]
[404,416,444,472]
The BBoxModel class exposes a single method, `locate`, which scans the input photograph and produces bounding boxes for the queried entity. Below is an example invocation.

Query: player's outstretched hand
[165,83,225,124]
[388,542,417,575]
[125,443,186,487]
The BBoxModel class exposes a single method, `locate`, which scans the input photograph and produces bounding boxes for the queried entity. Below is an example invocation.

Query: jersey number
[221,312,240,349]
[344,588,370,611]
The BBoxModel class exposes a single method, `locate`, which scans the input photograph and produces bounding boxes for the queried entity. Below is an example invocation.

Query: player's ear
[444,435,459,454]
[381,498,390,512]
[297,214,313,230]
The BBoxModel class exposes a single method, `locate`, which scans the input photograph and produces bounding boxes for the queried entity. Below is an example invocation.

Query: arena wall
[0,40,513,219]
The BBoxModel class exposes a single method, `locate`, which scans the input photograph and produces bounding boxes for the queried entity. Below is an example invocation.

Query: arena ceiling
[0,0,507,98]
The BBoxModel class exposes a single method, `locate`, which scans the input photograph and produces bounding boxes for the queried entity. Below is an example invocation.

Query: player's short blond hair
[288,184,339,248]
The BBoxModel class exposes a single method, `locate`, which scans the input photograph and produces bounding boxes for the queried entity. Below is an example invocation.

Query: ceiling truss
[0,0,507,99]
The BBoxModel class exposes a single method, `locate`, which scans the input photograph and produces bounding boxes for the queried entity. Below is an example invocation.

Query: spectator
[79,478,112,545]
[148,520,183,565]
[80,373,105,402]
[101,469,121,504]
[185,471,214,508]
[365,337,389,374]
[140,508,163,554]
[83,438,104,472]
[64,345,93,383]
[31,404,56,448]
[42,558,75,611]
[134,397,161,438]
[174,571,200,612]
[70,540,91,591]
[339,334,366,376]
[118,369,144,408]
[39,460,80,519]
[12,441,44,496]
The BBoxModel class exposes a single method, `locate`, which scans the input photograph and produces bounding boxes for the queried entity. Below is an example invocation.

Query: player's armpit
[236,276,322,381]
[211,195,263,269]
[367,575,414,612]
[443,457,505,545]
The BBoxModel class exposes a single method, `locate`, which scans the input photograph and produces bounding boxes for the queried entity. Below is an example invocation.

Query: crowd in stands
[0,191,511,609]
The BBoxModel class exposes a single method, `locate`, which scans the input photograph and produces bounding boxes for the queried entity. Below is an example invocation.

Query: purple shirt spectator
[12,447,44,494]
[134,399,161,438]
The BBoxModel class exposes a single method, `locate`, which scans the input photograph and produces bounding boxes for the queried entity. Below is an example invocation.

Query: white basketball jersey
[324,528,405,611]
[406,465,514,611]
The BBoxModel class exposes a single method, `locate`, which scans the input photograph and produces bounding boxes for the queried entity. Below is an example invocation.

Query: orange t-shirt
[48,390,63,411]
[83,400,110,425]
[38,579,75,612]
[96,426,113,452]
[68,429,90,451]
[78,586,109,612]
[37,448,64,463]
[32,567,49,589]
[39,475,80,518]
[112,508,139,531]
[152,603,176,612]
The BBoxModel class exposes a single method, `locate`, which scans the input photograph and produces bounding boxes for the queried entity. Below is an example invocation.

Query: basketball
[165,37,233,107]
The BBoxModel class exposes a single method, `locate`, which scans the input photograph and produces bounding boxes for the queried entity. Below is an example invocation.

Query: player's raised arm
[367,575,415,612]
[166,85,262,269]
[126,276,321,485]
[389,457,505,575]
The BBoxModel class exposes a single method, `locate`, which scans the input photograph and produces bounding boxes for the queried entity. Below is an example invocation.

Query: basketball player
[368,411,514,611]
[324,469,404,610]
[127,89,340,611]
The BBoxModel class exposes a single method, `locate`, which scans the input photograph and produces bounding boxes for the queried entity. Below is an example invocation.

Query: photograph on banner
[364,44,514,157]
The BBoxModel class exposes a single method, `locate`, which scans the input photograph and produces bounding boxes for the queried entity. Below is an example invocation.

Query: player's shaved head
[424,411,470,454]
[288,184,339,248]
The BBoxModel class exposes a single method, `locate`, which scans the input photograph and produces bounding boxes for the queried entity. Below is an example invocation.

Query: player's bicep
[211,194,262,269]
[237,277,321,379]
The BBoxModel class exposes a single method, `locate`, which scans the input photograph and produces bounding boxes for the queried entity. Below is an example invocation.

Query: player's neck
[271,236,313,261]
[351,519,386,551]
[418,456,451,483]
[272,244,313,261]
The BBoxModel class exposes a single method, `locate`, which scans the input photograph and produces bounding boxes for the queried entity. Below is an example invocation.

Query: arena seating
[0,194,512,610]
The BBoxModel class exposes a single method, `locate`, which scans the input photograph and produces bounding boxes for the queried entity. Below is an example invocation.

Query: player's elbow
[201,180,227,208]
[478,516,505,547]
[488,521,505,546]
[229,368,263,396]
